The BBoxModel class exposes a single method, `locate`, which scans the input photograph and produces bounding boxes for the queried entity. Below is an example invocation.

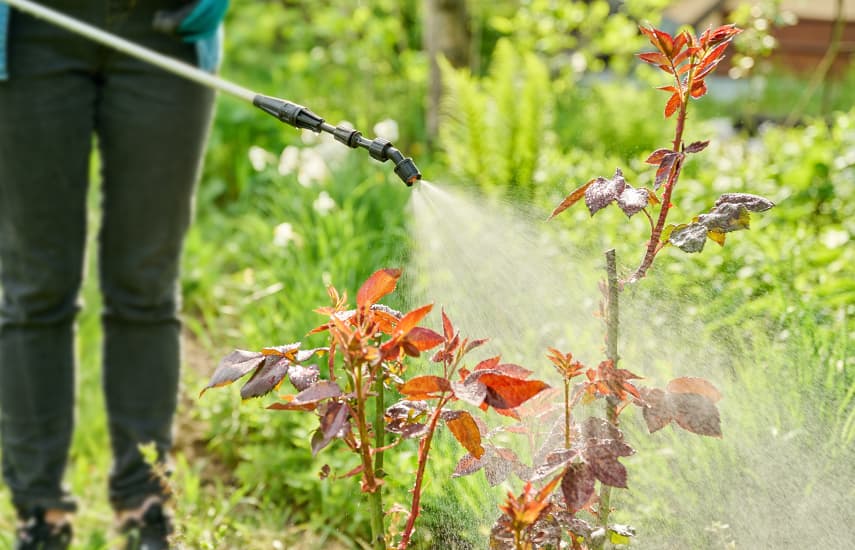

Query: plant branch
[353,363,384,550]
[631,95,689,282]
[398,394,449,549]
[594,250,621,549]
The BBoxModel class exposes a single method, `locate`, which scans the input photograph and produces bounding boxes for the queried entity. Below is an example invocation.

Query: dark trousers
[0,0,214,513]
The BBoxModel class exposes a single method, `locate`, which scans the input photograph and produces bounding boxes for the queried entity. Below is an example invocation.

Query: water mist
[404,180,853,549]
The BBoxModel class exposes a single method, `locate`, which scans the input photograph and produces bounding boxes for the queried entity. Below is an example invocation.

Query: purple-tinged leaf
[561,462,597,513]
[685,140,710,153]
[288,364,320,392]
[531,448,578,481]
[616,185,649,218]
[667,377,722,403]
[452,452,483,478]
[668,223,708,253]
[312,401,350,456]
[645,148,675,165]
[240,356,291,399]
[671,392,722,438]
[451,377,488,407]
[581,416,623,442]
[698,203,751,233]
[586,453,628,489]
[654,152,682,190]
[714,193,775,212]
[585,169,629,216]
[290,380,342,407]
[640,387,673,433]
[584,176,621,215]
[385,400,430,439]
[201,350,265,395]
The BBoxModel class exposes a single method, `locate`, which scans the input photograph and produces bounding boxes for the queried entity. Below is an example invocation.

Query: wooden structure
[665,0,855,75]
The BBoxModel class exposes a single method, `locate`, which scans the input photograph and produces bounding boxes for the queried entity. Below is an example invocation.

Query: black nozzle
[253,94,421,186]
[253,94,325,132]
[393,157,421,186]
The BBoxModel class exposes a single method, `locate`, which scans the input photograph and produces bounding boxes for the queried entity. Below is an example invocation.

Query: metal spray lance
[1,0,422,186]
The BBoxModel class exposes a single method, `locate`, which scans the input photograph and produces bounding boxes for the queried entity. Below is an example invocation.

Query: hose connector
[253,94,422,186]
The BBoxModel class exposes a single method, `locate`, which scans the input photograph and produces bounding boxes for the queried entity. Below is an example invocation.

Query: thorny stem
[564,378,571,449]
[594,250,621,549]
[398,394,449,549]
[631,90,689,282]
[353,363,384,550]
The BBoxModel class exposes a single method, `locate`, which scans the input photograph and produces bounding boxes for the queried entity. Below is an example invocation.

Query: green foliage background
[0,1,851,548]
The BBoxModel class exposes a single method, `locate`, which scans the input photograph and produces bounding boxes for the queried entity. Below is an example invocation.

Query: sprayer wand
[1,0,422,186]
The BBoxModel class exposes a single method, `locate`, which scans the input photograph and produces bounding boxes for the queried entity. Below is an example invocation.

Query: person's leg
[94,1,215,513]
[0,2,99,519]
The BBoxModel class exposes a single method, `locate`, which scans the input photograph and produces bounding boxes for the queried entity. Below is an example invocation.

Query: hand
[153,0,229,42]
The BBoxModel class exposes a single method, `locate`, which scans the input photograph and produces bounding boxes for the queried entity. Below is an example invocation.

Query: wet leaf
[654,152,681,190]
[698,203,751,233]
[445,410,484,459]
[549,178,597,220]
[685,140,710,153]
[483,363,533,379]
[278,380,343,411]
[240,356,291,399]
[405,327,445,352]
[481,374,550,411]
[399,375,451,399]
[714,192,775,212]
[669,223,708,253]
[645,148,675,165]
[671,393,722,437]
[586,452,628,488]
[667,377,722,403]
[616,185,650,218]
[201,350,265,395]
[452,452,483,478]
[261,342,302,358]
[385,400,430,439]
[640,387,673,433]
[562,462,597,513]
[584,176,621,215]
[288,364,320,392]
[450,378,488,407]
[313,401,350,456]
[356,268,401,308]
[609,524,636,545]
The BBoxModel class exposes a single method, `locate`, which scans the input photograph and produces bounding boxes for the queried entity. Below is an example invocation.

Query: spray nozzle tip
[394,157,421,187]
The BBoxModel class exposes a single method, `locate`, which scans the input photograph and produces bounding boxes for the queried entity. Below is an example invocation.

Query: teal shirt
[0,3,224,80]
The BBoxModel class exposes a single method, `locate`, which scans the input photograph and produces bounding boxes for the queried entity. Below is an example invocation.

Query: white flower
[273,222,302,248]
[313,191,336,215]
[248,145,275,172]
[278,146,300,176]
[298,148,329,187]
[373,118,399,142]
[301,129,321,145]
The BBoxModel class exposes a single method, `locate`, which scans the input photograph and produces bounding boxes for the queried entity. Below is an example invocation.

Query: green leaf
[609,524,636,545]
[669,223,708,253]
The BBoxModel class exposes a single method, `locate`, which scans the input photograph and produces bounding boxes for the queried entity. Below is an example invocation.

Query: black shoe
[15,508,72,550]
[121,502,173,550]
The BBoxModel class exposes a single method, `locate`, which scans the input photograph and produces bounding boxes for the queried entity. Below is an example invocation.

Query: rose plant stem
[398,395,448,549]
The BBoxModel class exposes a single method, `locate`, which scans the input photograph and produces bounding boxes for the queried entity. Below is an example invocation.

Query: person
[0,0,228,548]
